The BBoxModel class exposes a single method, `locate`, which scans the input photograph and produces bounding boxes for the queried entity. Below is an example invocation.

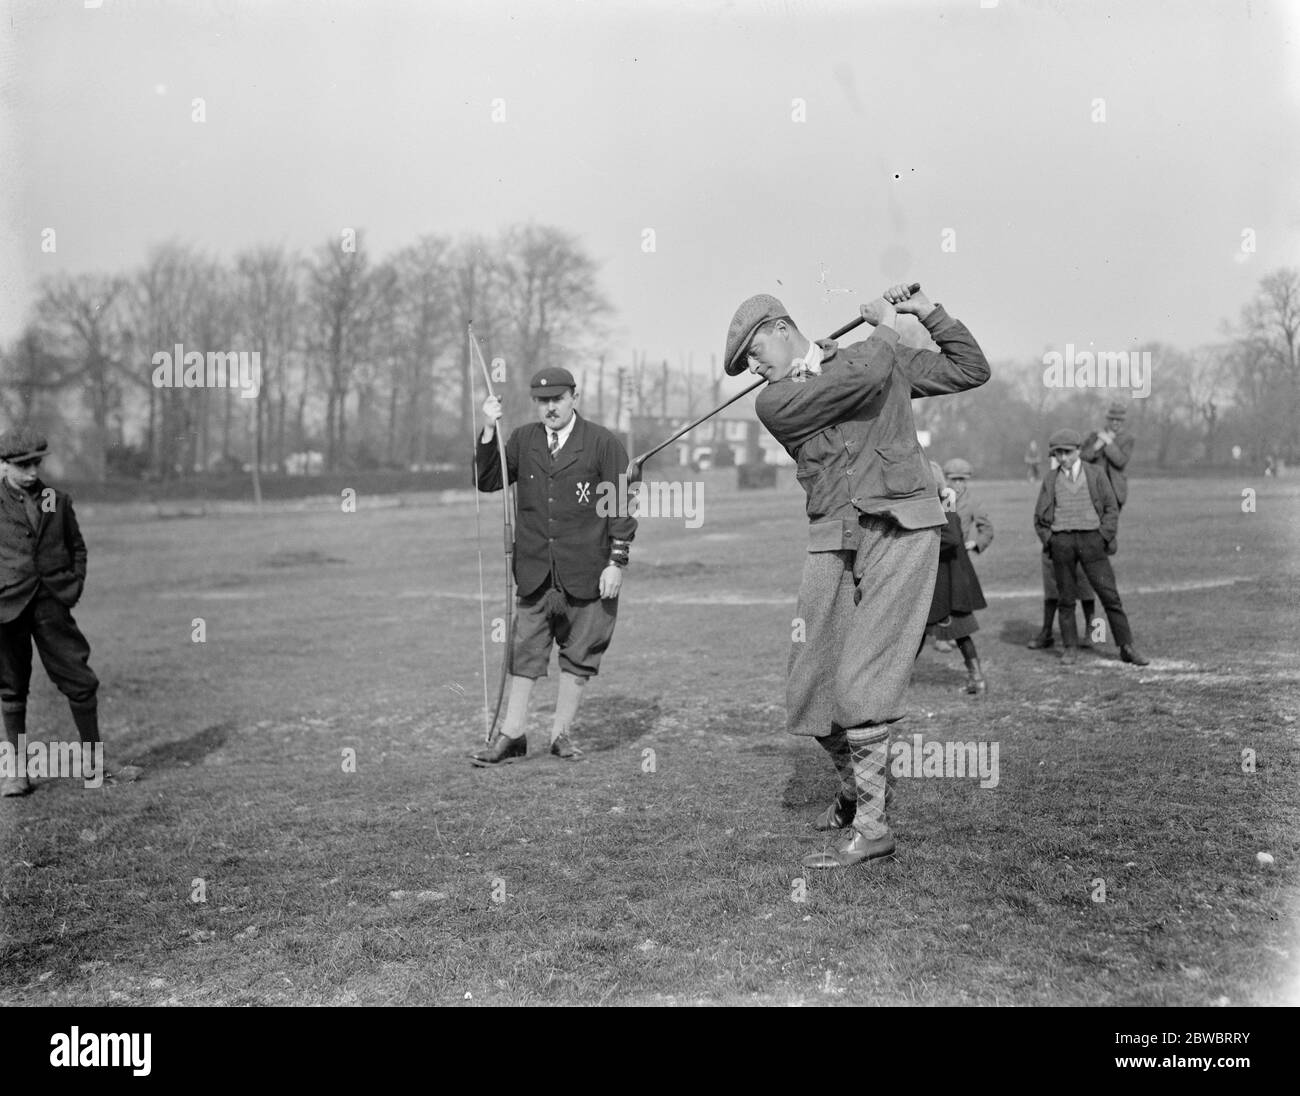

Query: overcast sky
[2,0,1297,384]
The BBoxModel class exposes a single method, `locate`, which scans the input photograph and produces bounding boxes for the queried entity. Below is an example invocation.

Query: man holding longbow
[471,366,636,766]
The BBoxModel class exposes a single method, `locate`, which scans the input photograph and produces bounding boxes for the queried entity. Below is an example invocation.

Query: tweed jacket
[1033,461,1119,555]
[755,305,991,552]
[477,413,636,600]
[0,479,88,623]
[1081,428,1134,508]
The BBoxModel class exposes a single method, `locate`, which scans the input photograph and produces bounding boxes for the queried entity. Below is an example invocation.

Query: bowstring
[468,326,491,740]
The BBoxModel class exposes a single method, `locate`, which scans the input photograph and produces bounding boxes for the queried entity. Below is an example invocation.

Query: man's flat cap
[1106,401,1128,420]
[0,427,49,463]
[942,458,974,479]
[1048,428,1083,450]
[529,367,577,395]
[724,294,790,376]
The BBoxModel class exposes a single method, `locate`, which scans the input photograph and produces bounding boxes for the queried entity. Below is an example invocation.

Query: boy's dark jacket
[1033,461,1119,555]
[0,480,87,623]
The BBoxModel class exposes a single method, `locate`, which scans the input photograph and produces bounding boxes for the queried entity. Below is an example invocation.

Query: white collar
[791,341,823,378]
[548,413,577,451]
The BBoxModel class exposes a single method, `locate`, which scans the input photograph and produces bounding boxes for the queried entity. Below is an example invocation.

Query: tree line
[2,238,1296,481]
[1,224,610,481]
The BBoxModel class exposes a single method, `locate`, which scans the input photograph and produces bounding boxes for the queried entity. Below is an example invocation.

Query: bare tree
[32,273,130,480]
[1183,343,1234,464]
[127,243,219,479]
[1230,268,1300,461]
[388,235,457,466]
[234,246,303,497]
[496,223,611,415]
[307,234,388,471]
[0,326,70,431]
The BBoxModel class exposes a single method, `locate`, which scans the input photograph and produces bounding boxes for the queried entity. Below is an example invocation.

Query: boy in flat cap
[727,283,990,868]
[471,366,636,765]
[942,458,994,558]
[0,428,101,797]
[1033,429,1148,667]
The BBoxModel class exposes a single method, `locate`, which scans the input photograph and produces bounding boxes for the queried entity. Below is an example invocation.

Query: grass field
[1,470,1297,1006]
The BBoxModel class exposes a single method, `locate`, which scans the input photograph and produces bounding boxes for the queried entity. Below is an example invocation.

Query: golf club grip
[829,282,921,340]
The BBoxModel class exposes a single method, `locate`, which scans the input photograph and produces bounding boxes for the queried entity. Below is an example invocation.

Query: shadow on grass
[998,617,1045,647]
[779,738,833,817]
[576,695,660,753]
[125,721,237,770]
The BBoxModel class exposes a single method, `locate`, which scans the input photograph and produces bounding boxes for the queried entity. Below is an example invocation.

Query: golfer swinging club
[725,282,990,868]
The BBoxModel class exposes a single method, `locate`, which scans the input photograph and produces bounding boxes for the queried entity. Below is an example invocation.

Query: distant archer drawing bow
[625,284,921,480]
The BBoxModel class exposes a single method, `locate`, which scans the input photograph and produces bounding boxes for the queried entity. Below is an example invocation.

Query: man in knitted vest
[1033,429,1148,667]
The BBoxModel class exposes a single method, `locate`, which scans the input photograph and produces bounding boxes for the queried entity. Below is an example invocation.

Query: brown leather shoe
[813,792,855,831]
[470,734,526,767]
[549,733,583,760]
[802,828,896,869]
[1026,631,1054,649]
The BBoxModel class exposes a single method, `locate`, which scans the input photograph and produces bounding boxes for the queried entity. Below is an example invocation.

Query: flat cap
[1048,428,1083,450]
[529,367,577,395]
[1105,400,1128,420]
[724,294,790,376]
[942,458,973,479]
[0,426,49,463]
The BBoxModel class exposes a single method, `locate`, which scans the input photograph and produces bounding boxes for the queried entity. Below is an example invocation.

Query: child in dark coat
[921,464,988,695]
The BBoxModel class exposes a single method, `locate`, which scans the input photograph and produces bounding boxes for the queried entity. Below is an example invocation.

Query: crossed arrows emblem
[575,482,591,504]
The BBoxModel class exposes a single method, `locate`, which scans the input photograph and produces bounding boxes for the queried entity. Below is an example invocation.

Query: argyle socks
[818,726,856,807]
[845,725,892,839]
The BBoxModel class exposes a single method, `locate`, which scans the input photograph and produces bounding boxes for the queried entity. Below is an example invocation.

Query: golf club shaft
[627,284,920,475]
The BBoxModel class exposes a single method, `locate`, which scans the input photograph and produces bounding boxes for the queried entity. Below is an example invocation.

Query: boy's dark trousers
[1049,530,1133,648]
[0,590,99,748]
